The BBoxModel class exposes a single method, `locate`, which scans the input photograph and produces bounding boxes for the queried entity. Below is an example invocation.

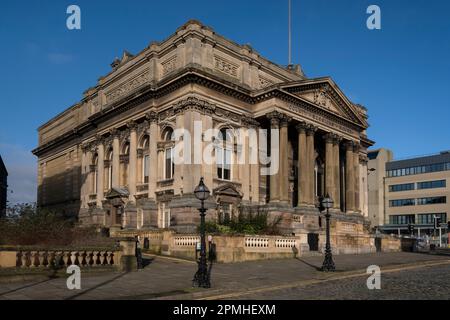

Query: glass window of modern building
[389,214,415,225]
[417,180,446,190]
[417,213,447,225]
[389,199,415,207]
[417,196,447,205]
[389,183,415,192]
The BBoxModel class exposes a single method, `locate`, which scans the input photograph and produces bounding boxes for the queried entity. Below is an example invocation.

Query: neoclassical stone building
[33,20,373,237]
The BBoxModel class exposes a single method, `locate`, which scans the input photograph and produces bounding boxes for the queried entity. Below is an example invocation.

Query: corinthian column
[345,141,355,212]
[267,113,280,202]
[353,143,361,213]
[80,145,89,208]
[279,116,290,202]
[96,139,105,207]
[324,133,334,199]
[111,129,120,188]
[147,112,158,200]
[333,135,341,210]
[306,125,317,205]
[128,121,137,202]
[296,122,308,206]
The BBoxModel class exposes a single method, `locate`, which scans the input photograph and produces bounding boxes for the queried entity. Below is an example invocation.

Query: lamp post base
[320,253,336,272]
[192,265,211,288]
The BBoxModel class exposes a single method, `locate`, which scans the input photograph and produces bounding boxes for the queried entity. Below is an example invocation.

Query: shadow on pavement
[295,258,321,271]
[64,272,129,300]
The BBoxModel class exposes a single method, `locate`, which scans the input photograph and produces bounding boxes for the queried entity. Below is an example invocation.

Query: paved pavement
[0,252,448,300]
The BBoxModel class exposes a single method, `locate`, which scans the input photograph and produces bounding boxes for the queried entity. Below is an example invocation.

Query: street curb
[152,259,450,300]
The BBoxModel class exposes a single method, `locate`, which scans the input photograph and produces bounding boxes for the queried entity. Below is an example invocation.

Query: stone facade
[33,20,374,241]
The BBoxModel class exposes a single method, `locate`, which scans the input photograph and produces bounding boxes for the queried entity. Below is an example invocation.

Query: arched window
[163,128,175,180]
[216,128,233,181]
[141,135,150,183]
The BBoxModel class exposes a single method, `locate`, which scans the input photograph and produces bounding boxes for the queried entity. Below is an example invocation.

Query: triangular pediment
[213,183,243,198]
[280,78,368,128]
[105,187,129,199]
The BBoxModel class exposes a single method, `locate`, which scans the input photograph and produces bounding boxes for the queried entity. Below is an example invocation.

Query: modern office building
[0,155,7,217]
[368,149,450,235]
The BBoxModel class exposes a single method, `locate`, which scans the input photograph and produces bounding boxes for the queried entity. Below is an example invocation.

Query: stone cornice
[33,70,372,157]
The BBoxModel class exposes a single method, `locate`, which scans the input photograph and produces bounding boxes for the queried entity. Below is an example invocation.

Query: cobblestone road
[229,264,450,300]
[0,252,448,300]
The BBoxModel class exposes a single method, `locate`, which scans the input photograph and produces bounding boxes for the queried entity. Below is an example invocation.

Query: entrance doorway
[308,233,319,251]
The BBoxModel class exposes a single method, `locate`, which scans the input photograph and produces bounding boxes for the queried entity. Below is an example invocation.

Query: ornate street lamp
[192,177,211,288]
[320,194,336,272]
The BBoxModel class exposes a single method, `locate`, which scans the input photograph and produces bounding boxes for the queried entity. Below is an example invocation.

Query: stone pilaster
[80,145,89,208]
[296,122,308,206]
[96,138,105,207]
[353,143,360,213]
[128,121,138,202]
[333,134,341,210]
[345,141,355,213]
[266,112,280,202]
[111,129,120,188]
[324,133,334,199]
[147,112,158,200]
[306,125,317,205]
[279,116,290,202]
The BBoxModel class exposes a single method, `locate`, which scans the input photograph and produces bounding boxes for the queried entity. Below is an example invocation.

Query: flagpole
[288,0,292,65]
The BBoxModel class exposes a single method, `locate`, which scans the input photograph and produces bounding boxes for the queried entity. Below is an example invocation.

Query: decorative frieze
[287,103,354,135]
[105,70,150,104]
[258,76,274,89]
[172,96,216,116]
[161,55,178,76]
[214,55,239,78]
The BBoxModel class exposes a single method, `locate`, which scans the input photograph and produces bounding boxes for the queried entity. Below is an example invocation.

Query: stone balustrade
[13,250,118,268]
[245,237,269,248]
[174,236,200,247]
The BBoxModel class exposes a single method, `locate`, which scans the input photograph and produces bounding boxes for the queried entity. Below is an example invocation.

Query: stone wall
[117,229,387,263]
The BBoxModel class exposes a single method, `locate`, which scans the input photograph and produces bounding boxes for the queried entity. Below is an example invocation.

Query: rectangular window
[217,147,232,181]
[165,148,174,180]
[389,199,415,207]
[389,214,415,225]
[418,213,447,225]
[143,155,150,183]
[417,180,446,190]
[389,183,415,192]
[417,196,446,205]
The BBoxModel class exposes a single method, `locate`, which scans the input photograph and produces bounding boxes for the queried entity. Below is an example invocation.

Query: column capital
[332,133,342,145]
[296,121,308,133]
[241,116,259,128]
[81,142,91,153]
[324,132,334,143]
[345,140,356,150]
[306,124,318,136]
[109,128,120,139]
[127,120,138,131]
[145,111,158,123]
[266,110,291,127]
[353,142,361,153]
[359,154,368,164]
[94,134,105,146]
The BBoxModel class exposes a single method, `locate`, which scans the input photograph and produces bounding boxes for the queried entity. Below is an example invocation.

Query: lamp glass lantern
[321,194,334,209]
[194,177,210,201]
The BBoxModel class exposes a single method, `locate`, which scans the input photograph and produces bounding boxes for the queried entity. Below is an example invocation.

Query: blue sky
[1,0,449,204]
